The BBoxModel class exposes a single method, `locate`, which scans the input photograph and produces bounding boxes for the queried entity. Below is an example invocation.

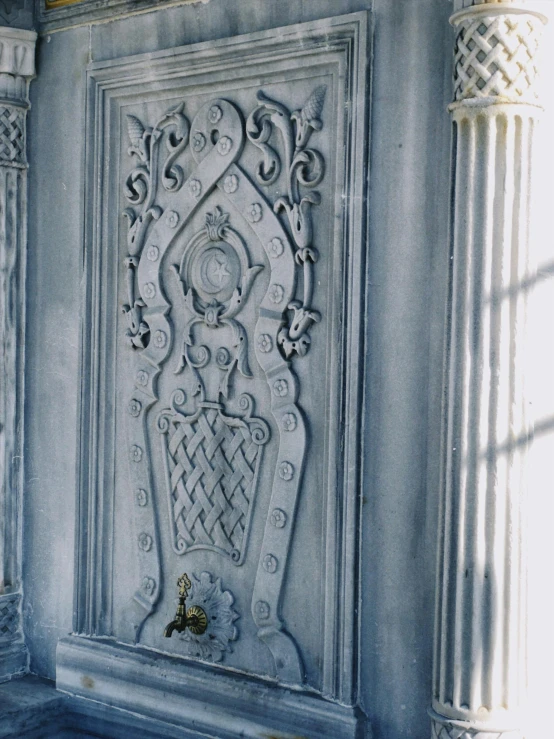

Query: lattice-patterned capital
[432,718,519,739]
[451,8,546,105]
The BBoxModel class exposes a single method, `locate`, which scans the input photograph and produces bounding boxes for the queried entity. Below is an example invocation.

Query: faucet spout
[164,620,178,638]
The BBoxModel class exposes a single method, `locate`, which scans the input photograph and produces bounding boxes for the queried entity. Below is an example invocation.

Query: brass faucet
[164,573,208,638]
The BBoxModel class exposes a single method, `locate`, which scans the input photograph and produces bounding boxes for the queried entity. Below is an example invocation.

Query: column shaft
[0,26,36,682]
[432,2,546,736]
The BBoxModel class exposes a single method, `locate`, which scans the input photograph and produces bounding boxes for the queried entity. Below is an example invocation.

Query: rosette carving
[177,572,239,662]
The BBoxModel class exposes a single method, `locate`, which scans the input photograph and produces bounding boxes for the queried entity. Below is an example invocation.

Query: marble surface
[24,1,450,737]
[0,674,217,738]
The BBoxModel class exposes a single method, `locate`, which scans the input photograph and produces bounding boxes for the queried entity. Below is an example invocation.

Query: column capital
[0,26,37,107]
[449,0,546,107]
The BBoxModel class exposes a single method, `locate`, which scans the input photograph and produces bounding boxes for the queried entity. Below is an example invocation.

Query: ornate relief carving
[247,87,326,358]
[158,392,269,563]
[78,17,369,723]
[453,12,543,103]
[121,90,327,681]
[122,104,188,350]
[0,107,24,166]
[173,206,262,395]
[0,594,21,644]
[177,571,239,662]
[431,721,510,739]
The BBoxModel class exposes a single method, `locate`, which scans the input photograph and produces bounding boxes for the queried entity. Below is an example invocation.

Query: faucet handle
[177,572,192,598]
[164,572,207,638]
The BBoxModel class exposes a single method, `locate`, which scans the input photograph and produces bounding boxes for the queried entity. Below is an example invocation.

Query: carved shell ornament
[177,572,239,662]
[121,88,326,683]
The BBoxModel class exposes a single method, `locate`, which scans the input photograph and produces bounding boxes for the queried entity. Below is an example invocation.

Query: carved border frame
[73,12,369,708]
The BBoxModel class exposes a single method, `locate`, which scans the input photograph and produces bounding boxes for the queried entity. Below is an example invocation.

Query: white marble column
[431,1,546,737]
[0,26,36,682]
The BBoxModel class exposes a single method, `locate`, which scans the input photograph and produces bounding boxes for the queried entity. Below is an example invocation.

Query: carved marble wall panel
[68,14,368,722]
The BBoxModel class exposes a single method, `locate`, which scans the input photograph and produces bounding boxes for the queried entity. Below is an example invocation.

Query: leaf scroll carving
[122,102,190,351]
[246,86,327,358]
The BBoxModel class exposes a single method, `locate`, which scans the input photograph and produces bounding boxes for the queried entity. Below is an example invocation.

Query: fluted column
[0,26,36,682]
[431,2,546,737]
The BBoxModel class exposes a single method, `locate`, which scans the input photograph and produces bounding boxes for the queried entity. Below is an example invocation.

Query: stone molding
[57,636,364,739]
[0,24,35,683]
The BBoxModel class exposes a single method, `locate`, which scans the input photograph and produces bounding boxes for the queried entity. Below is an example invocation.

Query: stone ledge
[56,635,367,739]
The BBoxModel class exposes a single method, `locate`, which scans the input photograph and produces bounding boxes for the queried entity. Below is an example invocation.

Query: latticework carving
[0,595,20,643]
[161,403,268,562]
[453,14,542,102]
[432,719,513,738]
[0,107,24,164]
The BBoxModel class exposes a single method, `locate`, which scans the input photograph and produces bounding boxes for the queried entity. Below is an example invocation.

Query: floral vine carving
[247,86,326,358]
[122,102,189,350]
[157,391,269,561]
